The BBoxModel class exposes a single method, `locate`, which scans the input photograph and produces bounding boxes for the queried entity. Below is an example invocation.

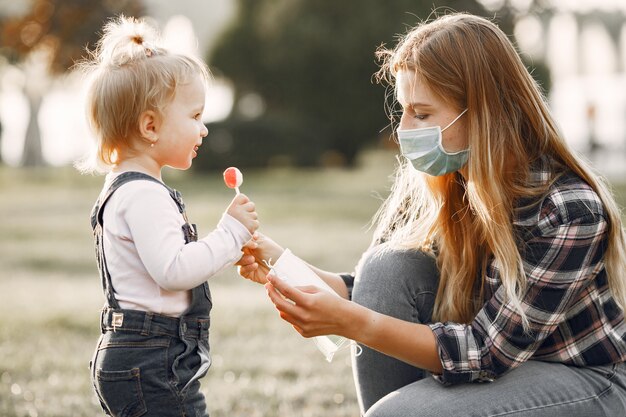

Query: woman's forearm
[344,301,443,374]
[265,273,443,373]
[306,264,350,299]
[293,262,441,372]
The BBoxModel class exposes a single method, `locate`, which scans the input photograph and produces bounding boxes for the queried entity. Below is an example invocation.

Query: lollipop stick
[235,186,240,195]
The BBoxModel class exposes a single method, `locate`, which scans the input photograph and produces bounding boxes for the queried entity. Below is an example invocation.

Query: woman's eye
[415,114,428,120]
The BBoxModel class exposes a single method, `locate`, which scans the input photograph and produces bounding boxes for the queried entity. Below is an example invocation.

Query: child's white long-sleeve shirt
[101,177,251,317]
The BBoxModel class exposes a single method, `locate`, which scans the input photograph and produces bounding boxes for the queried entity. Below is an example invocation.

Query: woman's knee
[352,246,439,322]
[363,379,437,417]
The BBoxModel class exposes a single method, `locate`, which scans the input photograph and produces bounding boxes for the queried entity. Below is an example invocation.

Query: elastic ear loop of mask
[328,340,363,358]
[263,257,363,358]
[346,341,363,357]
[441,108,468,132]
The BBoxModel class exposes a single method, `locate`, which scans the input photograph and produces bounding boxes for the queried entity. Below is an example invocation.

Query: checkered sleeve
[429,189,609,385]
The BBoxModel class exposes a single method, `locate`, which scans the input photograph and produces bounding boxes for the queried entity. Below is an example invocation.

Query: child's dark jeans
[90,308,211,417]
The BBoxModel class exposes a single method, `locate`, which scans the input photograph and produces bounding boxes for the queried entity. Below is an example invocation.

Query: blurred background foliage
[200,0,551,170]
[0,0,144,73]
[0,0,554,170]
[0,0,144,167]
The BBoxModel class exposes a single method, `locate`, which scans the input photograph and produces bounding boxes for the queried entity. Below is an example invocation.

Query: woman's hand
[265,270,443,374]
[264,274,354,338]
[236,233,285,284]
[237,248,270,284]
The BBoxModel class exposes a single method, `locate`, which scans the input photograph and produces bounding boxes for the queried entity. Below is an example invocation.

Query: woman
[239,13,626,416]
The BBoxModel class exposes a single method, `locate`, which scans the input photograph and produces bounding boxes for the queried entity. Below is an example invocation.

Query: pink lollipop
[223,167,243,194]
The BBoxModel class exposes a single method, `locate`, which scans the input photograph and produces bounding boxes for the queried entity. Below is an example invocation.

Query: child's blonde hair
[77,15,210,173]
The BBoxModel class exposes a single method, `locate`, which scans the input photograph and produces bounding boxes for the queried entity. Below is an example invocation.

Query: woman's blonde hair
[76,15,209,173]
[374,13,626,327]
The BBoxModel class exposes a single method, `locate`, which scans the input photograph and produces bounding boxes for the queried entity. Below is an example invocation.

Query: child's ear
[138,110,159,144]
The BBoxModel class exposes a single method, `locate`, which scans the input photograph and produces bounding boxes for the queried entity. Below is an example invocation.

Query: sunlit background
[1,1,625,416]
[0,0,238,167]
[0,0,624,175]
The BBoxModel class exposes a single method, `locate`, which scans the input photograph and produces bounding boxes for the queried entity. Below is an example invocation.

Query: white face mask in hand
[266,249,349,362]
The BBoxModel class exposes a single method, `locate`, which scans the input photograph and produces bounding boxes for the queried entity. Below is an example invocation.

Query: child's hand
[226,193,259,234]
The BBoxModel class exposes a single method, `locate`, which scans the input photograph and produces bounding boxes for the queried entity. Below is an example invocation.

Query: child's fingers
[242,202,256,212]
[231,193,250,205]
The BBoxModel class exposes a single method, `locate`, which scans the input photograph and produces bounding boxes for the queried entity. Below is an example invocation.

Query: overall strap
[90,172,185,230]
[90,172,198,309]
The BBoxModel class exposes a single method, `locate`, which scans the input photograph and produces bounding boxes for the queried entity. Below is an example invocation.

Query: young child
[79,16,258,416]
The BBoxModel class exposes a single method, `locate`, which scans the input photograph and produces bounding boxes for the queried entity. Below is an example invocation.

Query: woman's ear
[138,110,159,145]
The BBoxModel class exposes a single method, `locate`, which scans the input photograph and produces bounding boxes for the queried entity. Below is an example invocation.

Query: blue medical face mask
[397,108,468,176]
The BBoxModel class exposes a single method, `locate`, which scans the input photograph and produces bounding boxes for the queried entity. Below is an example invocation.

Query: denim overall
[89,172,212,417]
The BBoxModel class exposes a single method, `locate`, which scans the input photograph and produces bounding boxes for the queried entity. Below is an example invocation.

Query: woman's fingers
[266,274,312,306]
[265,276,299,317]
[296,285,321,295]
[236,254,256,266]
[265,275,340,338]
[236,254,258,277]
[237,262,257,275]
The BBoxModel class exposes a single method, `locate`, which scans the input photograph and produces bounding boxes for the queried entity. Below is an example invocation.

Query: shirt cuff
[339,273,355,301]
[218,213,253,249]
[428,322,495,385]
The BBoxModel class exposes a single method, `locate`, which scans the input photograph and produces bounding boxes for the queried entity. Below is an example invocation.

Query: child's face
[154,74,208,170]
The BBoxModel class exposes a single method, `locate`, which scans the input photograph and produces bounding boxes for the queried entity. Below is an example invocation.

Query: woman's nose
[398,113,414,130]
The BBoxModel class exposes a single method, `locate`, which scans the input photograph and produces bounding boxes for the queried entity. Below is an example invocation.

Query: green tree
[0,0,144,167]
[207,0,489,168]
[203,0,552,169]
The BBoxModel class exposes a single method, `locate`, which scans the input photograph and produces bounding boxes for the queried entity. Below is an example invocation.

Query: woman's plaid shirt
[429,163,626,385]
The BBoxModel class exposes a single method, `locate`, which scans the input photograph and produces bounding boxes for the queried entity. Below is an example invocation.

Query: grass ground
[0,149,624,417]
[0,149,396,417]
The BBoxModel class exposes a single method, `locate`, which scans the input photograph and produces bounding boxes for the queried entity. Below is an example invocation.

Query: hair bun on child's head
[95,15,162,66]
[130,34,144,45]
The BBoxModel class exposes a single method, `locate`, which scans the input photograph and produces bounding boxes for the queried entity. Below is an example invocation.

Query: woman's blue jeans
[351,246,626,417]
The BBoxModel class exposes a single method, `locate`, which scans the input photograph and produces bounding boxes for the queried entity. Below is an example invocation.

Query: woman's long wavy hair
[374,13,626,327]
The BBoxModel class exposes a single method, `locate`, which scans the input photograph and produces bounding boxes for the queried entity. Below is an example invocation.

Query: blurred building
[537,6,626,178]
